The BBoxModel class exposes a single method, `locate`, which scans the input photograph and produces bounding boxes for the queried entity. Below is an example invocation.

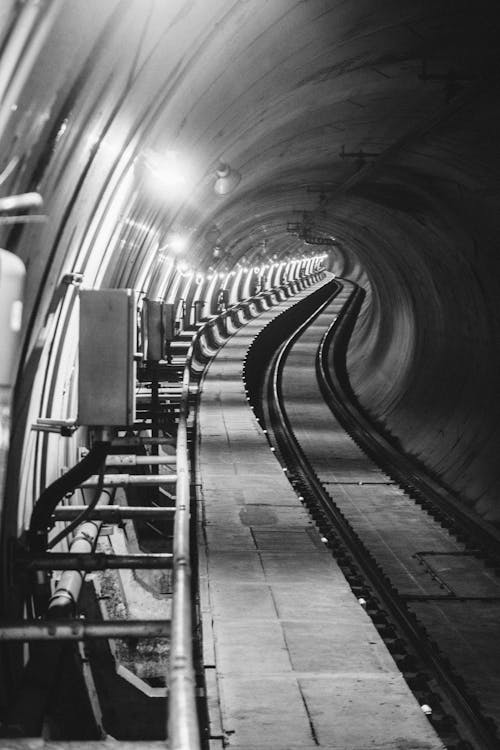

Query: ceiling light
[205,224,220,244]
[143,149,187,188]
[164,232,188,254]
[214,161,241,196]
[139,149,195,204]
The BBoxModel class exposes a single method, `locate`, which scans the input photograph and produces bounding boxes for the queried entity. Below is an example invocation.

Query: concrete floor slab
[210,580,277,620]
[300,674,443,749]
[204,525,257,551]
[281,619,397,673]
[270,583,356,620]
[196,285,443,749]
[258,551,340,583]
[217,675,314,747]
[206,550,265,583]
[214,618,292,675]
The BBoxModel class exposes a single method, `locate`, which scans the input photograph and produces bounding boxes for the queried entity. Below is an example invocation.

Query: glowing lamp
[167,233,188,254]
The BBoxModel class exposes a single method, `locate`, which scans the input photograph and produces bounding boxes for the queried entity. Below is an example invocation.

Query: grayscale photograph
[0,2,499,748]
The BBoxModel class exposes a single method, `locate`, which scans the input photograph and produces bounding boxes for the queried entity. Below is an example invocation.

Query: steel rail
[317,297,500,565]
[262,279,498,750]
[314,286,500,750]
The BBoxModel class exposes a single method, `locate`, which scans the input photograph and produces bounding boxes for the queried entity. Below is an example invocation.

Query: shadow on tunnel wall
[333,92,500,524]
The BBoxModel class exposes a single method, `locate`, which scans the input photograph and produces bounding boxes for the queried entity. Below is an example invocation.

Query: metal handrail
[165,287,276,748]
[165,271,323,748]
[166,338,201,749]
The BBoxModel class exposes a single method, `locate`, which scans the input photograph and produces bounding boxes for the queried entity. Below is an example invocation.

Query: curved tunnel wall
[1,1,500,557]
[336,95,500,522]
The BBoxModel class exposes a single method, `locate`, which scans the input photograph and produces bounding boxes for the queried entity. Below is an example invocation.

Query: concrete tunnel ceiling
[1,1,500,524]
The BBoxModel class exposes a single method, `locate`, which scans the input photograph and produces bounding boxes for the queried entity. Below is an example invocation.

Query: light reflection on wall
[76,163,135,287]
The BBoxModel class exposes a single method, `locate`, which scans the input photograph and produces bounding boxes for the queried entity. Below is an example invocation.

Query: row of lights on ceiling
[1,147,328,281]
[0,146,241,225]
[126,213,325,280]
[165,254,324,281]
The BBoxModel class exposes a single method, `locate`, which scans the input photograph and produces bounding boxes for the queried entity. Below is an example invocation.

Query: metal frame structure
[0,270,326,748]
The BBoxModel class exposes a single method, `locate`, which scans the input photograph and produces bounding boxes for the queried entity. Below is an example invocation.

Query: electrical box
[78,289,136,426]
[162,303,175,343]
[193,299,205,324]
[144,299,163,361]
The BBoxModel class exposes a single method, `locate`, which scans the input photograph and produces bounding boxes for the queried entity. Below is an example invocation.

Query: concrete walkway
[196,281,443,750]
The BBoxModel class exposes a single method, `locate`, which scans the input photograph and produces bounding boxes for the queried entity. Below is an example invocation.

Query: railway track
[245,278,500,750]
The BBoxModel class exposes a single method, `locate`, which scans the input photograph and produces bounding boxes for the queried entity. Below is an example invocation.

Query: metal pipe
[19,552,173,572]
[0,619,171,641]
[111,436,175,447]
[79,473,177,488]
[133,387,176,393]
[48,520,100,617]
[52,506,175,521]
[28,441,110,551]
[167,347,201,750]
[35,417,77,428]
[31,422,74,434]
[105,455,176,466]
[136,392,181,401]
[48,486,120,617]
[0,737,167,749]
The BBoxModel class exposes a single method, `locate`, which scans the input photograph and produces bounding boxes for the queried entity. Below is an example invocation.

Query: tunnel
[1,1,500,747]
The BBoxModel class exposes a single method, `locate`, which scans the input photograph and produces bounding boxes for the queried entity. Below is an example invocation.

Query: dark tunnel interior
[1,0,500,619]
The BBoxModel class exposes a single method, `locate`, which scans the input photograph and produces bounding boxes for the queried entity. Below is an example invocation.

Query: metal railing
[166,335,201,750]
[0,270,324,747]
[165,270,323,749]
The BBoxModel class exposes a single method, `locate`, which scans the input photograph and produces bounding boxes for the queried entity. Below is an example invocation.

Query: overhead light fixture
[159,231,188,254]
[205,224,220,244]
[214,161,241,196]
[138,149,195,205]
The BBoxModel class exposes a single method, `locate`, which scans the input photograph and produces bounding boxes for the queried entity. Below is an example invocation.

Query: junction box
[78,289,137,426]
[143,299,175,361]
